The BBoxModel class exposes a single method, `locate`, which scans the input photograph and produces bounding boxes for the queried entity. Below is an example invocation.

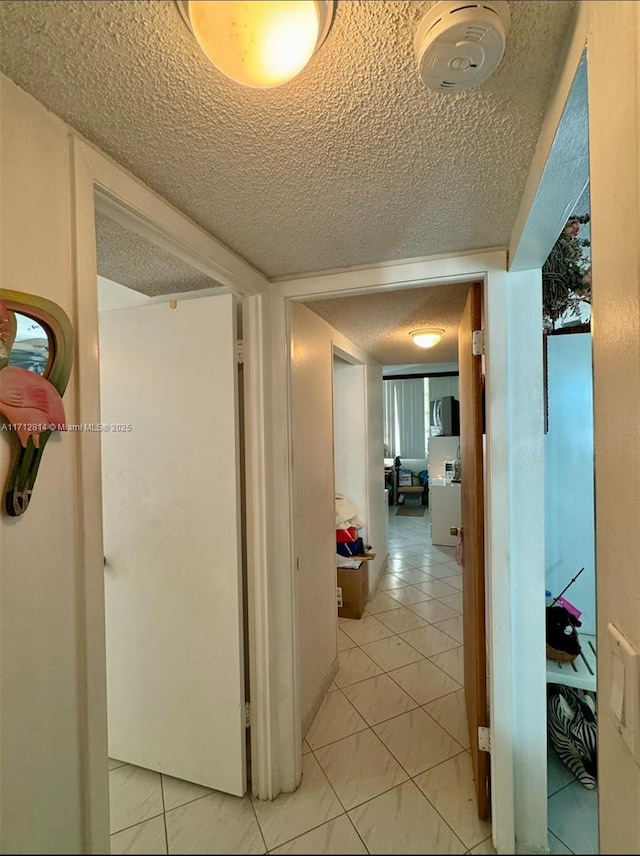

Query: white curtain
[383,378,427,459]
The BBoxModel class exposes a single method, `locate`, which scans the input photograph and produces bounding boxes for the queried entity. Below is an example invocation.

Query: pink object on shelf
[555,595,582,620]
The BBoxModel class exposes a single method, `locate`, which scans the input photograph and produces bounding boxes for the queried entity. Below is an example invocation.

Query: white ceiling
[305,280,473,365]
[0,0,576,280]
[95,210,225,295]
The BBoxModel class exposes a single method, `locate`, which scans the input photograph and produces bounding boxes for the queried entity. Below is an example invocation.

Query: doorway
[280,264,516,844]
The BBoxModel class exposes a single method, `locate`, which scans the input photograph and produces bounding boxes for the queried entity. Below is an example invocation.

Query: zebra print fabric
[548,683,597,790]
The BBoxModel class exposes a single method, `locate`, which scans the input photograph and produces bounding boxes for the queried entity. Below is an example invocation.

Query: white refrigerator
[428,436,461,546]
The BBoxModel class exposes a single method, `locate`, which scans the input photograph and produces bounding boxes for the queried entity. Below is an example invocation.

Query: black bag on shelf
[337,537,365,557]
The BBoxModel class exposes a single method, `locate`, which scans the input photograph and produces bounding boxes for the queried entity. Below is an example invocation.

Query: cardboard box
[337,563,368,620]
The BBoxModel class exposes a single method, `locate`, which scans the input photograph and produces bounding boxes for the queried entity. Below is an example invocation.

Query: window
[383,378,429,458]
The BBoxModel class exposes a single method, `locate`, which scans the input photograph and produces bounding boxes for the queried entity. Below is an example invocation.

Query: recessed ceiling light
[410,328,444,349]
[176,1,336,89]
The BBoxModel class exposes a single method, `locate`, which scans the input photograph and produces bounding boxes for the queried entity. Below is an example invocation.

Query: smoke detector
[415,0,511,93]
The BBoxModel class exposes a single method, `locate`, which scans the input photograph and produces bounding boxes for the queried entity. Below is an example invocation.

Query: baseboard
[301,657,339,739]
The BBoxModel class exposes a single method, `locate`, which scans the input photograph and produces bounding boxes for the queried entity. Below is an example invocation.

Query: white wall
[0,77,108,853]
[333,357,367,527]
[545,333,595,635]
[428,375,459,402]
[291,303,385,730]
[587,2,640,851]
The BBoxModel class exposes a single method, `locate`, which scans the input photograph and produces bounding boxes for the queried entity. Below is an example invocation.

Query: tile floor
[107,506,598,854]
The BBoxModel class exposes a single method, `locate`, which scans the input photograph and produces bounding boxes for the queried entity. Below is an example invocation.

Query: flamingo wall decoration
[0,290,74,517]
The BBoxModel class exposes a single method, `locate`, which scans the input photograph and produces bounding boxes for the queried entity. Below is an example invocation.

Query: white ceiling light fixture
[414,0,511,93]
[410,328,444,349]
[176,1,336,89]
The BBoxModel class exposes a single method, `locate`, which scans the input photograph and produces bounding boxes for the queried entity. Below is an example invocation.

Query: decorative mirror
[0,289,74,517]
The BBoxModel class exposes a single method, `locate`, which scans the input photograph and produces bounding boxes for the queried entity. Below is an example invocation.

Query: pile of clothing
[335,494,365,558]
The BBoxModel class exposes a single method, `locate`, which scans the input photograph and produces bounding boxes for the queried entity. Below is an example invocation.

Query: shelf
[546,634,596,692]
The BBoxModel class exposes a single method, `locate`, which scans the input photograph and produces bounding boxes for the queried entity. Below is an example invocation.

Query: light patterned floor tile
[469,837,497,854]
[161,774,213,812]
[334,648,383,688]
[547,745,576,796]
[270,815,367,855]
[406,555,444,570]
[342,674,418,726]
[349,780,465,854]
[377,573,409,591]
[364,590,402,615]
[547,780,598,854]
[251,754,342,850]
[302,740,312,755]
[408,599,459,624]
[109,764,164,834]
[389,659,461,705]
[414,753,492,849]
[384,557,420,573]
[437,592,464,614]
[306,689,368,749]
[392,568,433,586]
[337,628,357,652]
[443,572,463,590]
[413,578,459,599]
[341,615,395,646]
[385,584,431,606]
[427,546,457,560]
[109,758,127,771]
[315,730,408,810]
[388,545,427,559]
[376,606,428,634]
[360,635,424,671]
[422,561,462,578]
[433,615,464,644]
[166,790,265,854]
[327,682,339,693]
[429,646,465,684]
[400,624,460,658]
[423,689,470,749]
[110,816,167,855]
[374,707,464,776]
[548,831,573,854]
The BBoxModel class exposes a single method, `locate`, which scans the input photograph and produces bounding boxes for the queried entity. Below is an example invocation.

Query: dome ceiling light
[410,328,444,349]
[176,1,336,89]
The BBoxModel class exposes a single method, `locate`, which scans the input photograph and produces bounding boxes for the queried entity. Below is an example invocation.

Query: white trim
[71,138,273,848]
[483,267,516,854]
[509,4,589,271]
[70,137,111,855]
[78,141,270,296]
[506,270,547,851]
[267,249,515,851]
[276,248,507,298]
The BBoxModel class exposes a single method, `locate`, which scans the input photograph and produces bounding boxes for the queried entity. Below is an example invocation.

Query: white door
[99,293,246,796]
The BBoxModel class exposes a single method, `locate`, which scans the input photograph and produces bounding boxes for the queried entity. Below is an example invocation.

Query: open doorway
[535,51,598,855]
[288,277,494,848]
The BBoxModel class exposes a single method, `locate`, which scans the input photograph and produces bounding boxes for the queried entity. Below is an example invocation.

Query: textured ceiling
[305,281,473,365]
[95,210,225,296]
[0,0,576,278]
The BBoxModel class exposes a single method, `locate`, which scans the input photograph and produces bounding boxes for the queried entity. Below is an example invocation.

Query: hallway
[107,508,493,854]
[107,507,595,853]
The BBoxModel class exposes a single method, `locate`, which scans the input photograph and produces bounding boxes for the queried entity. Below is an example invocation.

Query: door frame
[263,249,537,853]
[70,137,270,849]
